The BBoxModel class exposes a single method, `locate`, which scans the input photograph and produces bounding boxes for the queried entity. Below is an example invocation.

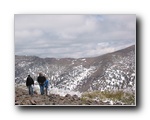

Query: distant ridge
[15,45,135,93]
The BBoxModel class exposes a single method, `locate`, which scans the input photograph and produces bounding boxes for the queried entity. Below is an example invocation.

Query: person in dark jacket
[26,75,34,95]
[37,73,46,95]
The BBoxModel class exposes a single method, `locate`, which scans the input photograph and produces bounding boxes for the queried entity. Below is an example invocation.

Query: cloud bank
[15,14,136,58]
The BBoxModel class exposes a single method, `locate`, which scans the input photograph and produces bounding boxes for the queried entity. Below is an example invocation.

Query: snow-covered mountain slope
[15,45,135,93]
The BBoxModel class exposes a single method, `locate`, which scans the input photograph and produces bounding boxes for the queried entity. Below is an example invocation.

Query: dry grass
[81,90,135,105]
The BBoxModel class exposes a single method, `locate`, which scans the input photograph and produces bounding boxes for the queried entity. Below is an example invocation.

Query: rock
[60,96,64,100]
[72,95,79,101]
[65,94,72,98]
[30,100,36,105]
[15,101,20,105]
[113,101,123,105]
[92,100,99,105]
[34,91,38,94]
[85,100,93,105]
[21,100,31,105]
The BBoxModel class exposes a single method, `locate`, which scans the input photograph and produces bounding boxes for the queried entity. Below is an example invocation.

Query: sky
[15,14,136,58]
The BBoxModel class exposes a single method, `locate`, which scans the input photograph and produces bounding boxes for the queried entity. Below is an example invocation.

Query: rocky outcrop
[15,87,123,105]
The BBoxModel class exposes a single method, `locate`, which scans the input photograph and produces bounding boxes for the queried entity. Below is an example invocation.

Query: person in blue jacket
[44,77,49,95]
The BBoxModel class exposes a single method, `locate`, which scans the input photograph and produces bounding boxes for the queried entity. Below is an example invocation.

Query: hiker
[37,73,46,95]
[26,75,34,95]
[44,77,49,95]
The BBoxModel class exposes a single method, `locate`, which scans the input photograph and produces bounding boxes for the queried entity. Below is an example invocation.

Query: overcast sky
[15,14,136,58]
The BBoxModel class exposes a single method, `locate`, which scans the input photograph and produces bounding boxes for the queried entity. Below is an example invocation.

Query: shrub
[81,90,135,105]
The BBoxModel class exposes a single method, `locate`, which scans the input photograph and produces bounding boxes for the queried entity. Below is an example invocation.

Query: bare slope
[15,45,135,93]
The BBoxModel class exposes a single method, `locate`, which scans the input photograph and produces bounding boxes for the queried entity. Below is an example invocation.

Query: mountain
[15,45,135,93]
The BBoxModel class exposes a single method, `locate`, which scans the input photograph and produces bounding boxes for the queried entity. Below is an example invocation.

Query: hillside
[15,87,131,105]
[15,45,135,92]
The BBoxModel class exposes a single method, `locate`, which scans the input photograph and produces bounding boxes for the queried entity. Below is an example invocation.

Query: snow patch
[50,87,82,97]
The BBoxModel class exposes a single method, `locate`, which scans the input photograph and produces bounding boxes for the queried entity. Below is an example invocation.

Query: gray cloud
[15,14,136,58]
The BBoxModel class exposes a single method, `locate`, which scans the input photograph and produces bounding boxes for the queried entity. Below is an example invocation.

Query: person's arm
[37,77,39,83]
[32,78,34,85]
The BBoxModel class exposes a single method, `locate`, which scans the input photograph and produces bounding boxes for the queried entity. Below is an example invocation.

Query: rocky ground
[15,87,124,106]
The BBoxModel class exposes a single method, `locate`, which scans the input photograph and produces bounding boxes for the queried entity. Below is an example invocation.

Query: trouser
[27,85,33,95]
[39,84,45,95]
[45,87,49,95]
